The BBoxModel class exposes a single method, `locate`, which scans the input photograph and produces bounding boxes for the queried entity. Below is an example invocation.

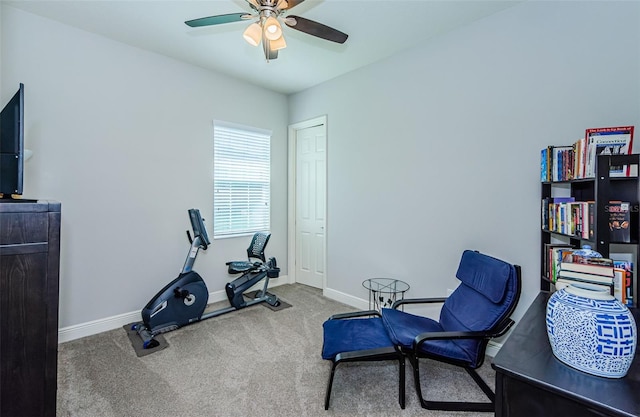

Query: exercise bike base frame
[134,266,280,347]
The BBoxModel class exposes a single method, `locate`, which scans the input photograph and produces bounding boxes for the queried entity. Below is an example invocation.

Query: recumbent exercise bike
[132,208,281,348]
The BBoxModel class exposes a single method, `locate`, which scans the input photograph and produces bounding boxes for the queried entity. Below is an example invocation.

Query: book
[607,201,632,243]
[541,199,593,238]
[580,201,591,239]
[585,126,634,178]
[555,278,612,293]
[573,137,587,179]
[613,260,634,308]
[559,260,615,277]
[567,252,613,266]
[613,268,626,304]
[557,269,614,284]
[588,201,595,240]
[549,246,575,283]
[568,202,582,236]
[541,143,590,182]
[543,244,573,281]
[543,244,567,280]
[543,197,576,233]
[541,198,549,230]
[552,146,574,181]
[549,137,588,180]
[541,147,550,182]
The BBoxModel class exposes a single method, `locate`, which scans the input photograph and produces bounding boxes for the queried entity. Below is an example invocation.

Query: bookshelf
[540,153,639,307]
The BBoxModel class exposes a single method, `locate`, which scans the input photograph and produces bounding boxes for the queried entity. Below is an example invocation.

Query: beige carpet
[57,284,496,417]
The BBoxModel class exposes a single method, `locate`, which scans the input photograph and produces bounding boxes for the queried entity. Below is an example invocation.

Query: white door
[293,123,326,288]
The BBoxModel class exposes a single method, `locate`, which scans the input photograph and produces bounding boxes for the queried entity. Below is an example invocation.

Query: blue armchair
[321,250,521,411]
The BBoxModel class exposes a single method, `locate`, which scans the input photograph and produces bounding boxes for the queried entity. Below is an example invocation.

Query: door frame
[287,115,328,290]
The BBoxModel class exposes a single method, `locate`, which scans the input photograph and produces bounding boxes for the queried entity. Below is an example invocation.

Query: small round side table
[362,278,410,311]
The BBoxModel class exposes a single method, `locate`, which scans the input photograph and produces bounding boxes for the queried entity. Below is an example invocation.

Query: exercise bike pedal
[143,338,160,349]
[132,323,161,349]
[264,292,280,307]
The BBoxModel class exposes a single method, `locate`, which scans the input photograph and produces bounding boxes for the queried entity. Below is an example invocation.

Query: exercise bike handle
[186,230,208,250]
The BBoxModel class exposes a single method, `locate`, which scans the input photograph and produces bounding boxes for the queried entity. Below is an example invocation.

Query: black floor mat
[123,324,169,357]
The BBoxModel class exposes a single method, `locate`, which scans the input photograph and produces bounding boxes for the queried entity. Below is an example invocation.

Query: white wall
[3,1,640,337]
[1,5,289,329]
[288,1,640,323]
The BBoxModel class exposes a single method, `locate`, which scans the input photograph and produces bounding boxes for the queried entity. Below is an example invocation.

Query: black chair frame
[393,264,522,412]
[323,310,406,411]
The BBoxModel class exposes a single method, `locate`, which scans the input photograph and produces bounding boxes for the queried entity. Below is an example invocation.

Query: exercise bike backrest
[226,232,271,274]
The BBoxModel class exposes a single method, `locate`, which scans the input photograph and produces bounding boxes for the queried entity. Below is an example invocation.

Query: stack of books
[556,257,614,294]
[552,251,634,307]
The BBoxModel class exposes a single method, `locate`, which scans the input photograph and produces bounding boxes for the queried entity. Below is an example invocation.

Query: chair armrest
[334,346,400,363]
[413,318,515,350]
[328,310,381,320]
[391,297,448,309]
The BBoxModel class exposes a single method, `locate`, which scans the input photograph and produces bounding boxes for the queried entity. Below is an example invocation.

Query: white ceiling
[4,0,523,95]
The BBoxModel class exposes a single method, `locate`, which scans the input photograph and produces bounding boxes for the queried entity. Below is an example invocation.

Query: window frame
[213,120,272,239]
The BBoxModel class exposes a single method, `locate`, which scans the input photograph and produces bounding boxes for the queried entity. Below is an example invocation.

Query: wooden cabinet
[0,200,60,417]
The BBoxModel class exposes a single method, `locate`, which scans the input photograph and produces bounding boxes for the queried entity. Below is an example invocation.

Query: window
[213,121,271,238]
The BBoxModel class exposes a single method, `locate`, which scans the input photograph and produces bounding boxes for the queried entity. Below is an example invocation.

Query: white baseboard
[58,274,290,343]
[486,341,502,357]
[58,310,142,343]
[322,287,369,311]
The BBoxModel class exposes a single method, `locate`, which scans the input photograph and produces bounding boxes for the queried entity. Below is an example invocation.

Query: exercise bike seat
[226,261,260,274]
[225,232,271,274]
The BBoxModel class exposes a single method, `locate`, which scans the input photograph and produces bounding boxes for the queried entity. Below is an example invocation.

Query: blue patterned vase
[546,282,637,378]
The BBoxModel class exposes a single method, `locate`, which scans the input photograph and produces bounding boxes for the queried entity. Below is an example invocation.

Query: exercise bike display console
[132,208,281,349]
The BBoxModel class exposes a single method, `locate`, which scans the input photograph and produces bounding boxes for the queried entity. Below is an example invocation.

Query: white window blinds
[213,121,271,238]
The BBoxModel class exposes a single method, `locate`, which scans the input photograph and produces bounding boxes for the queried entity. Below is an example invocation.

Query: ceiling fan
[185,0,348,61]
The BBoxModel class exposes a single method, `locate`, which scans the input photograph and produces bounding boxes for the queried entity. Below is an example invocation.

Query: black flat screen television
[0,83,25,198]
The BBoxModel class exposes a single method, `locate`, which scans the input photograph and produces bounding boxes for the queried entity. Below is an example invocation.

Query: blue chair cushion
[456,249,511,303]
[382,251,518,367]
[381,308,474,364]
[322,317,394,360]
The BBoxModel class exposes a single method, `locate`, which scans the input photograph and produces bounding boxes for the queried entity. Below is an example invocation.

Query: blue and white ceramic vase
[546,282,637,378]
[571,245,602,260]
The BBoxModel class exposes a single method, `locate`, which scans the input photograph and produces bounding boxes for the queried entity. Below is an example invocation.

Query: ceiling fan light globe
[243,22,262,46]
[271,35,287,50]
[264,16,283,41]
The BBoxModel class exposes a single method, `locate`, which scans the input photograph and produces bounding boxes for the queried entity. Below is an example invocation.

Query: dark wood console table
[492,292,640,417]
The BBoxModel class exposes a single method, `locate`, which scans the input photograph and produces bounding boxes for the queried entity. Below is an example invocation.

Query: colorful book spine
[613,261,634,308]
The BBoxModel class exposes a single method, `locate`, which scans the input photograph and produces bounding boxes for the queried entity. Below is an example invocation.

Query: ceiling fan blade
[246,0,260,11]
[185,13,251,28]
[285,16,348,44]
[280,0,305,10]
